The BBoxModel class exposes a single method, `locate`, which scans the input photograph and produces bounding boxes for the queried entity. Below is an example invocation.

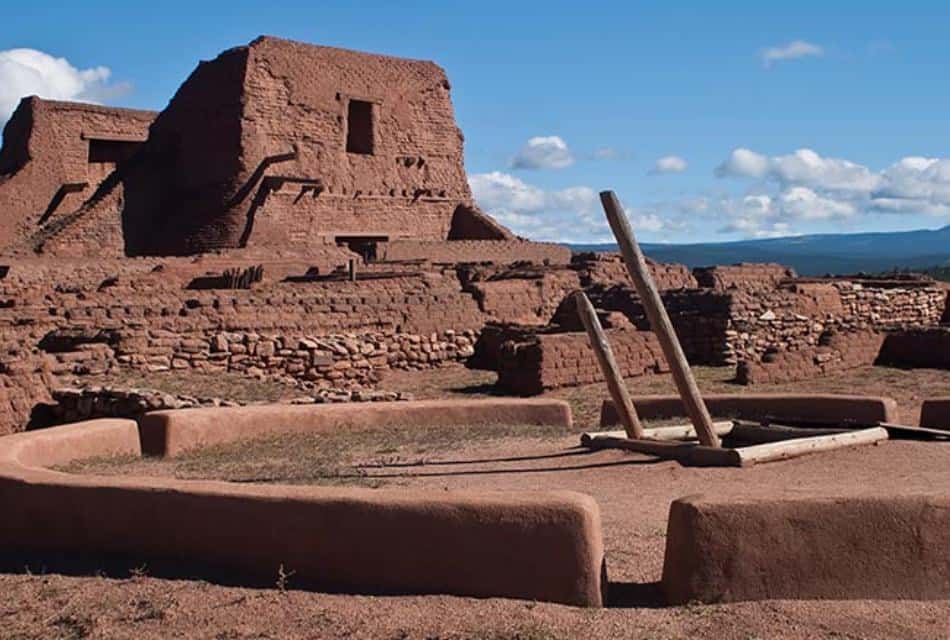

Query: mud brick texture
[495,328,667,396]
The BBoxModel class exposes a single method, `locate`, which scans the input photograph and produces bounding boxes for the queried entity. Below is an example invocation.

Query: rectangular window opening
[346,100,374,155]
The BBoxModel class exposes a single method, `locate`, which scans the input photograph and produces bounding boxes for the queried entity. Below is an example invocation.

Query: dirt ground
[5,363,950,639]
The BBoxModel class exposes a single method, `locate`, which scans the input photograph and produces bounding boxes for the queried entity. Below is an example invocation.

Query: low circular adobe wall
[600,393,899,428]
[0,399,604,607]
[920,398,950,429]
[662,491,950,604]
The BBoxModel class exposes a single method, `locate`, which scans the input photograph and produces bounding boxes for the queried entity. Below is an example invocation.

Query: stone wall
[586,279,946,366]
[572,252,697,290]
[735,331,886,385]
[496,328,667,396]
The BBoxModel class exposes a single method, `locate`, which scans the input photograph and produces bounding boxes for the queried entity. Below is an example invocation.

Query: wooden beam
[581,421,734,446]
[734,427,888,466]
[573,291,644,439]
[599,190,720,448]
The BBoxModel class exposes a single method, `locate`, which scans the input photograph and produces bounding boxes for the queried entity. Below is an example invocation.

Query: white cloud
[469,171,674,242]
[651,155,688,174]
[761,40,824,68]
[777,186,856,220]
[0,48,130,126]
[510,136,574,170]
[716,148,770,179]
[716,147,950,221]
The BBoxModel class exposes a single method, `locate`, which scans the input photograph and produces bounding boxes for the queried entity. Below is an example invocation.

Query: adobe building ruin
[0,99,155,254]
[0,36,945,435]
[0,37,516,259]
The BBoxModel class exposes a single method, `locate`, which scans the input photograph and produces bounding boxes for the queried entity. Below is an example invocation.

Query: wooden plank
[734,427,889,466]
[599,190,720,448]
[580,421,734,446]
[573,291,644,439]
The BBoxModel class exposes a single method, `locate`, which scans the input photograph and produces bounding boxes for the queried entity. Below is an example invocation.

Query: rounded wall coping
[920,397,950,429]
[0,400,603,607]
[662,491,950,604]
[601,393,899,427]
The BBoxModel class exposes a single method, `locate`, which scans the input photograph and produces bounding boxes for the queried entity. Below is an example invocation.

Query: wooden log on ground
[599,190,720,448]
[581,421,734,446]
[733,427,888,466]
[583,426,888,467]
[573,291,644,439]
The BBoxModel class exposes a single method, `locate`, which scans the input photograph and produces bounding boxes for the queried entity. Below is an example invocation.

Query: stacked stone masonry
[736,331,887,385]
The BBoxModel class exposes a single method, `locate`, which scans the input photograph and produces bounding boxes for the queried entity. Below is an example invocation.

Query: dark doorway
[345,100,374,155]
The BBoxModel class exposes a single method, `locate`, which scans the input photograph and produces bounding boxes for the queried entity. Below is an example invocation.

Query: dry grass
[58,420,578,487]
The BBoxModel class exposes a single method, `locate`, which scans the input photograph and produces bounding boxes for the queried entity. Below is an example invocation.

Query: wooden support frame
[599,190,720,448]
[573,291,644,439]
[581,420,889,467]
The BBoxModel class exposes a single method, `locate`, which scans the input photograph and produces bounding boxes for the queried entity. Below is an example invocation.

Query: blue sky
[2,1,950,243]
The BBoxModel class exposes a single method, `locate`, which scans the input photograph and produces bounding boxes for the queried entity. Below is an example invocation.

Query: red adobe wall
[121,37,509,256]
[496,328,667,395]
[663,492,950,603]
[0,98,155,255]
[0,401,605,607]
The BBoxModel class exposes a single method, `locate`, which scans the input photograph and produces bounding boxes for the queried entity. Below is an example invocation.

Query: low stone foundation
[736,331,885,385]
[48,385,411,424]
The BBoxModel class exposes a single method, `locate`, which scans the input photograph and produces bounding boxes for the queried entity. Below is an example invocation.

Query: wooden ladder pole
[573,291,645,439]
[599,190,721,448]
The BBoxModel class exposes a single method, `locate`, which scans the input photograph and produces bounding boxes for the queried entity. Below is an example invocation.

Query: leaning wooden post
[573,291,645,439]
[599,190,721,448]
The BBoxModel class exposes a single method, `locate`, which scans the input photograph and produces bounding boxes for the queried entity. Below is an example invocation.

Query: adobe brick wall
[377,239,571,266]
[496,328,667,395]
[693,263,796,290]
[0,257,578,433]
[573,252,697,290]
[0,98,155,255]
[120,36,508,255]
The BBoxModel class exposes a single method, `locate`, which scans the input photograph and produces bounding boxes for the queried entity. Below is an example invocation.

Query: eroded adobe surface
[0,98,155,255]
[122,36,509,256]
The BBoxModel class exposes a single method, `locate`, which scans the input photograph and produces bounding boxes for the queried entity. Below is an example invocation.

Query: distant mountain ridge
[569,225,950,276]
